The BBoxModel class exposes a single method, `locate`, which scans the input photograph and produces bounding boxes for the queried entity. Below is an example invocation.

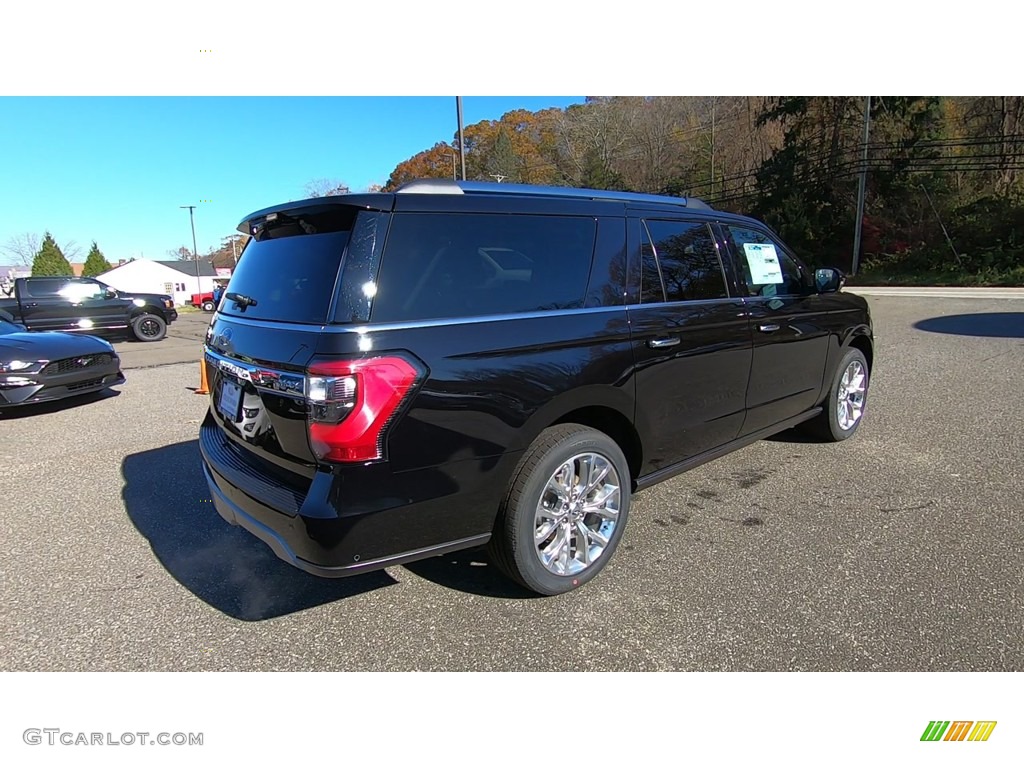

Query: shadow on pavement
[763,426,823,444]
[402,547,541,600]
[122,440,394,621]
[0,388,120,419]
[913,312,1024,338]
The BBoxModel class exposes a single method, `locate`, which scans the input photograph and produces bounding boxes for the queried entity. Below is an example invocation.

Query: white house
[98,258,225,306]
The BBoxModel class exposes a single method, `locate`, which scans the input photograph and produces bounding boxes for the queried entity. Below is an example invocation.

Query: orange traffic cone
[195,352,210,395]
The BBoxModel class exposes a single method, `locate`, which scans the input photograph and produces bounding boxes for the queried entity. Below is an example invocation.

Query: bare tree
[2,233,41,266]
[168,246,195,260]
[303,178,351,198]
[2,232,83,265]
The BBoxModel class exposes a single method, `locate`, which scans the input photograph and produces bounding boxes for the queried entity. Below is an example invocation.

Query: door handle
[648,337,680,349]
[758,323,781,333]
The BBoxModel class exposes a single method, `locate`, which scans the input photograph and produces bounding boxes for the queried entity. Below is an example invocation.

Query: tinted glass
[59,280,106,301]
[218,209,356,324]
[371,213,597,323]
[644,220,727,301]
[725,225,808,297]
[20,279,68,298]
[639,224,664,304]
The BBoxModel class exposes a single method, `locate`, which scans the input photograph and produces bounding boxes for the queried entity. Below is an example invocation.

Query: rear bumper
[199,414,510,577]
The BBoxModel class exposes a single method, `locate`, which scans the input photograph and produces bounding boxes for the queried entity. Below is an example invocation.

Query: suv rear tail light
[306,355,424,463]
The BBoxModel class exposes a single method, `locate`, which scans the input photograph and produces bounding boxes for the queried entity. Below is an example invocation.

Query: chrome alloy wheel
[534,452,621,576]
[836,360,867,430]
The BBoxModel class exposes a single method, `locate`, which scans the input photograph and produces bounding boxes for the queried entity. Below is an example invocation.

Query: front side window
[724,225,809,297]
[370,213,597,323]
[58,280,106,302]
[643,220,728,302]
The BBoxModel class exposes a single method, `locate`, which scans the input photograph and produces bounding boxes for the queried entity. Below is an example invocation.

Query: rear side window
[370,213,597,323]
[219,209,356,324]
[642,220,728,302]
[20,279,68,298]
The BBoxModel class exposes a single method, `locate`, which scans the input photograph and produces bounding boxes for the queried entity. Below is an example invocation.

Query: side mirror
[815,268,846,294]
[105,288,119,299]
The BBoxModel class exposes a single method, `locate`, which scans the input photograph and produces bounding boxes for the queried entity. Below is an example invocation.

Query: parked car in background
[199,180,873,596]
[191,283,227,312]
[0,314,125,410]
[0,277,177,342]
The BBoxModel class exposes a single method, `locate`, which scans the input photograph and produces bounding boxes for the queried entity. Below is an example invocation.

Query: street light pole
[455,96,466,181]
[180,205,200,288]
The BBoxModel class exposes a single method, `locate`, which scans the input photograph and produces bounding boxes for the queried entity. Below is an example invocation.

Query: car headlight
[1,359,33,372]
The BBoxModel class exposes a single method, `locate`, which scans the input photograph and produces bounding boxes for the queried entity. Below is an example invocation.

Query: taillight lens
[306,355,424,463]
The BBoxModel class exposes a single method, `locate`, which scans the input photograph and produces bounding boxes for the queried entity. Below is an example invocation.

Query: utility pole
[456,96,466,181]
[180,205,200,287]
[231,236,238,265]
[851,96,872,275]
[450,151,457,180]
[920,183,962,264]
[710,97,716,197]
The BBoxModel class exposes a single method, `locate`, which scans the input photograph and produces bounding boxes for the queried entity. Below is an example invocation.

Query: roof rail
[394,179,712,210]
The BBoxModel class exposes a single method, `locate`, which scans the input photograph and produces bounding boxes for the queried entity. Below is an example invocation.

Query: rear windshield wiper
[226,292,258,309]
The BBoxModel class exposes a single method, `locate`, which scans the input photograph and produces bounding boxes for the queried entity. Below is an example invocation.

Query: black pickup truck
[0,277,177,342]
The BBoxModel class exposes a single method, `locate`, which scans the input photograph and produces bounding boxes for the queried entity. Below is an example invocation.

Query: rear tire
[489,424,631,596]
[131,313,166,342]
[803,347,869,442]
[201,300,216,312]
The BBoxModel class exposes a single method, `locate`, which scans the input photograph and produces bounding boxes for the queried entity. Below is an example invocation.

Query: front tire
[489,424,631,596]
[131,313,166,342]
[804,347,869,441]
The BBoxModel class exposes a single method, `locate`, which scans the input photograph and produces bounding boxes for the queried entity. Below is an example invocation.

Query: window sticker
[743,243,784,284]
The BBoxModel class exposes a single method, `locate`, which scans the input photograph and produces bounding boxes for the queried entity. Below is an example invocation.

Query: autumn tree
[31,232,74,277]
[381,96,1024,282]
[205,234,249,271]
[383,142,459,190]
[82,241,112,277]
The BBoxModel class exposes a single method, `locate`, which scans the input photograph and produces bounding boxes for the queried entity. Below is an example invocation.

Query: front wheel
[131,313,166,342]
[489,424,631,596]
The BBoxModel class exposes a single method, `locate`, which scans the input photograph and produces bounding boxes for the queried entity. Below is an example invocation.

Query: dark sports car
[0,315,125,409]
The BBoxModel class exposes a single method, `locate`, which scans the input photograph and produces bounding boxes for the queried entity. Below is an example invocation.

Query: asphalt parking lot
[1,297,1021,671]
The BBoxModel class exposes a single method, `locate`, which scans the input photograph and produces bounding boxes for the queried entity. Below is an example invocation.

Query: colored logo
[921,721,997,742]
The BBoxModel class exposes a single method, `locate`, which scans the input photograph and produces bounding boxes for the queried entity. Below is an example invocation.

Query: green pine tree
[31,232,74,277]
[581,147,624,190]
[82,241,112,277]
[485,128,522,183]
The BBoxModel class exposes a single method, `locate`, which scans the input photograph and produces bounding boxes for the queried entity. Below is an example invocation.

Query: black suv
[199,180,873,595]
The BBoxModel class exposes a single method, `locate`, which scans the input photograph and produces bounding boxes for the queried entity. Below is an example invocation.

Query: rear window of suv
[370,213,597,323]
[219,209,356,324]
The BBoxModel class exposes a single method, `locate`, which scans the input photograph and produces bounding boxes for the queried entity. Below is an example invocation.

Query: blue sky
[0,96,584,264]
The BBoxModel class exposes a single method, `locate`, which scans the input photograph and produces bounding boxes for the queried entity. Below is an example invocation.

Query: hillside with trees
[384,97,1024,284]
